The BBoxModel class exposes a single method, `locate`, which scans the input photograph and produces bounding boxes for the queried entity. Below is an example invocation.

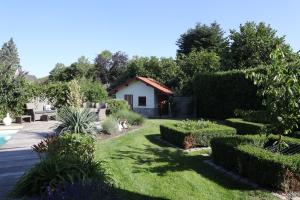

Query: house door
[124,94,133,110]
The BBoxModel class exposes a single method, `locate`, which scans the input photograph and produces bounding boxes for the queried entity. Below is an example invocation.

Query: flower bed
[210,135,300,192]
[160,120,236,149]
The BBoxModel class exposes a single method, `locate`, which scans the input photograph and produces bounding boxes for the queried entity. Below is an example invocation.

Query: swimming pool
[0,130,18,147]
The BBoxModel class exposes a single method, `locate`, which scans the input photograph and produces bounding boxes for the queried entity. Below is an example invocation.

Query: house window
[138,96,146,106]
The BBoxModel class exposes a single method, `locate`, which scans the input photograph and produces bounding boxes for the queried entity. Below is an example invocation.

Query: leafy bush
[160,120,236,149]
[106,99,129,115]
[211,135,300,192]
[234,109,270,123]
[11,133,106,198]
[11,157,105,197]
[112,110,144,125]
[225,118,267,135]
[101,117,119,134]
[57,107,97,134]
[48,133,95,164]
[80,79,108,103]
[193,69,262,119]
[44,82,70,108]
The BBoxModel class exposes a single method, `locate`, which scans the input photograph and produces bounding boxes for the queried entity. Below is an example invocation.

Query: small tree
[68,80,82,108]
[247,47,300,142]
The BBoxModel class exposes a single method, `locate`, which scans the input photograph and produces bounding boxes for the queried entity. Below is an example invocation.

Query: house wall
[115,80,158,117]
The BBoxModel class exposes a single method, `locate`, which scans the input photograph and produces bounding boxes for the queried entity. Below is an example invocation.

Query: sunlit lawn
[95,119,276,200]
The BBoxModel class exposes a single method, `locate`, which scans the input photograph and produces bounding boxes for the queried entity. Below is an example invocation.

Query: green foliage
[211,135,300,192]
[44,82,70,108]
[49,57,94,82]
[178,50,220,76]
[106,99,129,115]
[228,22,295,70]
[68,79,83,108]
[0,38,20,69]
[48,133,95,164]
[57,107,97,134]
[80,79,107,102]
[176,22,227,56]
[160,120,236,149]
[112,110,144,125]
[225,118,267,135]
[11,133,105,197]
[247,47,300,135]
[101,117,119,134]
[193,69,262,119]
[234,109,270,123]
[0,39,31,119]
[93,50,128,85]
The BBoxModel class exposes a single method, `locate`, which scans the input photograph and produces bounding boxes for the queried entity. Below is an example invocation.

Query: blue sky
[0,0,299,77]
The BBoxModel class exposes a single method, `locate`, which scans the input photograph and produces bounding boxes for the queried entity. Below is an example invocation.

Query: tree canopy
[176,22,228,56]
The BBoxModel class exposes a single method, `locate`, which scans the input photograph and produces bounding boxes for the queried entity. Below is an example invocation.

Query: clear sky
[0,0,299,77]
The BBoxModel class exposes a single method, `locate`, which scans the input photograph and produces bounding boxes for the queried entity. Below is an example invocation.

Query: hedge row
[193,69,262,119]
[211,135,300,192]
[225,118,267,135]
[160,123,236,149]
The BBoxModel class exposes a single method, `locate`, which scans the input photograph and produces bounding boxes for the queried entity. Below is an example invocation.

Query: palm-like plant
[57,107,97,134]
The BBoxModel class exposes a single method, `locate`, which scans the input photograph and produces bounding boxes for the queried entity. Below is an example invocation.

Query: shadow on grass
[111,134,255,191]
[115,188,169,200]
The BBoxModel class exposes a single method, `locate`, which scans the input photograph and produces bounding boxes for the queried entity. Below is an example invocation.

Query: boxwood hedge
[160,123,236,149]
[211,135,300,192]
[225,118,267,135]
[193,69,262,119]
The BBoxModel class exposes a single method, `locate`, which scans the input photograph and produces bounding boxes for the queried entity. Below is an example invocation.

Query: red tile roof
[111,76,174,95]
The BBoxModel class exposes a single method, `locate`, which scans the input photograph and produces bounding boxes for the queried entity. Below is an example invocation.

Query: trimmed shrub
[225,118,267,135]
[211,135,300,192]
[234,109,270,123]
[113,109,145,125]
[106,99,130,115]
[193,69,262,119]
[101,117,119,134]
[160,120,236,149]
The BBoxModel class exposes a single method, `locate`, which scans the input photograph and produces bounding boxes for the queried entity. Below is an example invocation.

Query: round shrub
[101,117,119,134]
[48,133,95,163]
[113,110,144,125]
[106,99,129,115]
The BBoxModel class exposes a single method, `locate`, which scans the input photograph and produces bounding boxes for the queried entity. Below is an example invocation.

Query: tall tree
[228,22,294,70]
[0,38,20,70]
[176,22,228,56]
[94,50,128,85]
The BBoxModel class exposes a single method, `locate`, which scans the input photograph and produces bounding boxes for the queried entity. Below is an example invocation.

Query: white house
[111,76,174,117]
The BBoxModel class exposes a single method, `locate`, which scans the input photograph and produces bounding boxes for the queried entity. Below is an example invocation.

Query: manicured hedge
[193,69,262,119]
[225,118,267,135]
[160,123,236,149]
[211,135,300,192]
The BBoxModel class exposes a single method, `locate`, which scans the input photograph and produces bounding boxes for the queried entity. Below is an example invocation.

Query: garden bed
[160,120,236,149]
[210,135,300,192]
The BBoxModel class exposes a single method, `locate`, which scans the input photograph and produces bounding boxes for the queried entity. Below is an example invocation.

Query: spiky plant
[57,107,97,134]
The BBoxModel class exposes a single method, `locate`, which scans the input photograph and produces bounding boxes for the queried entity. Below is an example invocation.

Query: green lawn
[95,120,276,200]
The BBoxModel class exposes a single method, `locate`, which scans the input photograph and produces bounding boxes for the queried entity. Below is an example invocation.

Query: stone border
[203,159,300,200]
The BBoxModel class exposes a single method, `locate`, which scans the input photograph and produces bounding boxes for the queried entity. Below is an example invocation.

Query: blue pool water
[0,130,18,147]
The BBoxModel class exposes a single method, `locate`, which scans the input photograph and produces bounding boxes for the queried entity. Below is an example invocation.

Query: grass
[95,119,276,200]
